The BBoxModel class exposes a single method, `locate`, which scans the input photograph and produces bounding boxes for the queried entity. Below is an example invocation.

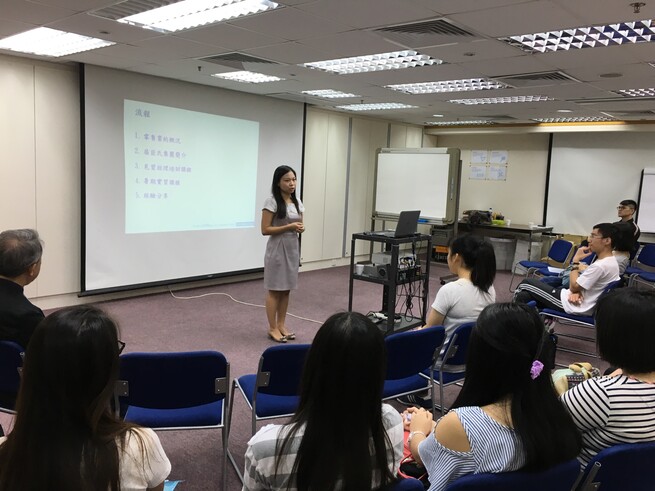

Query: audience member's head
[277,311,393,490]
[590,223,617,252]
[0,305,133,490]
[453,303,581,470]
[613,221,636,253]
[596,288,655,374]
[0,229,43,284]
[448,234,496,293]
[617,199,637,220]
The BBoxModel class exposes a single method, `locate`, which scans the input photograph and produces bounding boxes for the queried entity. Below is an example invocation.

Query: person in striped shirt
[407,303,581,491]
[242,311,404,491]
[560,287,655,465]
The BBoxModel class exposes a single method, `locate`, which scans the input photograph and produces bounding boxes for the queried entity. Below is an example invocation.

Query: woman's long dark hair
[271,165,300,220]
[275,312,394,491]
[452,303,581,470]
[0,305,141,491]
[450,234,496,293]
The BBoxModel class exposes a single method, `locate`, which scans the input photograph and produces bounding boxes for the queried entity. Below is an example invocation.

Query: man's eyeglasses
[588,233,604,239]
[617,205,633,210]
[118,340,126,354]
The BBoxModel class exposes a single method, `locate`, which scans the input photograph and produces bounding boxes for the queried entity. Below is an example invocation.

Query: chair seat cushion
[541,308,594,325]
[237,374,300,418]
[125,399,224,428]
[535,267,560,277]
[631,270,655,281]
[518,261,549,270]
[421,368,465,385]
[383,374,430,399]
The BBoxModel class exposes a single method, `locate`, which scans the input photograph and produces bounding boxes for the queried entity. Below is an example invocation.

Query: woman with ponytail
[407,303,581,491]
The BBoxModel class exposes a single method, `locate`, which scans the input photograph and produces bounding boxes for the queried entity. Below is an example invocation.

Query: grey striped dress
[418,406,525,491]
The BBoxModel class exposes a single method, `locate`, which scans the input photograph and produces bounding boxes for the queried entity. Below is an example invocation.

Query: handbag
[398,430,429,487]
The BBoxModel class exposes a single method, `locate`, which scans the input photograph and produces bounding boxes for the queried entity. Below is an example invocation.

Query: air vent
[200,53,278,70]
[492,71,580,88]
[90,0,181,21]
[477,115,516,121]
[372,18,480,49]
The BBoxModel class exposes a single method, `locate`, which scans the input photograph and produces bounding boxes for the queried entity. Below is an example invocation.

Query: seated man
[614,199,640,250]
[0,229,45,348]
[513,223,620,316]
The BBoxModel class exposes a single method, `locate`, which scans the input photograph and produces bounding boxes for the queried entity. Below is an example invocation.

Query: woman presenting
[261,165,304,343]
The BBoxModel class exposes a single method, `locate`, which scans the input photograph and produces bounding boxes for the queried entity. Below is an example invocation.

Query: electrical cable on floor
[167,288,323,324]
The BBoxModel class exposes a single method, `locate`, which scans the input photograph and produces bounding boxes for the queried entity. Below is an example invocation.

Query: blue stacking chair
[382,325,446,406]
[228,343,310,482]
[0,340,24,414]
[427,322,475,415]
[386,477,425,490]
[576,442,655,491]
[534,251,596,284]
[625,244,655,289]
[445,458,581,491]
[539,280,622,359]
[117,351,230,489]
[509,239,574,291]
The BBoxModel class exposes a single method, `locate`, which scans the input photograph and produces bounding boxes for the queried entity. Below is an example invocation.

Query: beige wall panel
[389,124,407,148]
[34,65,80,296]
[321,113,349,259]
[0,59,36,231]
[422,133,437,148]
[301,109,329,262]
[405,126,423,148]
[436,133,550,225]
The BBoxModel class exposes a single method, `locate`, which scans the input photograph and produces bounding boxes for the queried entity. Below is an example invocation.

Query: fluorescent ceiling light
[615,88,655,97]
[425,120,494,126]
[0,27,114,57]
[302,89,360,98]
[500,19,655,53]
[386,78,509,94]
[449,95,554,105]
[532,117,614,123]
[302,50,442,74]
[211,71,284,83]
[335,103,417,111]
[118,0,279,33]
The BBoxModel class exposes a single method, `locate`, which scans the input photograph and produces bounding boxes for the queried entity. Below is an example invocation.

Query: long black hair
[450,234,496,293]
[271,165,300,220]
[0,305,144,491]
[275,312,394,491]
[452,303,581,470]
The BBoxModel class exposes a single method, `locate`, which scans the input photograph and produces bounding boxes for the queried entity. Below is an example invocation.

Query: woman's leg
[276,290,291,337]
[266,290,286,341]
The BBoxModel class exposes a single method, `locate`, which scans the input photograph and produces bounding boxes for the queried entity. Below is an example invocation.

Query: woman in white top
[0,305,170,491]
[426,234,496,340]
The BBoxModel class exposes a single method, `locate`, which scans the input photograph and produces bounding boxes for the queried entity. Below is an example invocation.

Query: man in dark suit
[0,229,45,348]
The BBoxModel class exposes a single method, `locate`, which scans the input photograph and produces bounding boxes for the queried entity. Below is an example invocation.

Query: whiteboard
[639,169,655,233]
[374,148,459,221]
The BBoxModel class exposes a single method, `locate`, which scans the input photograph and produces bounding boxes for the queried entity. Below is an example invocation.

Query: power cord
[168,288,323,325]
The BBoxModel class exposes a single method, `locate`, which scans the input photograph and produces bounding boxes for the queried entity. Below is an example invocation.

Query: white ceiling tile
[411,0,536,16]
[0,0,76,25]
[175,24,287,50]
[131,35,226,58]
[244,41,330,64]
[47,13,161,43]
[296,30,403,59]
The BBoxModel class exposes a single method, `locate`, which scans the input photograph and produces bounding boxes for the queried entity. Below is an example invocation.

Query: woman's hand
[409,408,434,435]
[289,222,304,233]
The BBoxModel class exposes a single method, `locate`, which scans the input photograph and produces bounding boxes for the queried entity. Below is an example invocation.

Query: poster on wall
[469,165,486,180]
[470,150,488,164]
[488,165,507,181]
[490,150,508,164]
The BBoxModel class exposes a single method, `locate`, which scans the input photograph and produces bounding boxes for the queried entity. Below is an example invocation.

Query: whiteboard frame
[373,147,461,224]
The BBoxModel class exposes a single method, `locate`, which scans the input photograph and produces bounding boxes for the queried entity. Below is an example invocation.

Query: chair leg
[226,381,244,484]
[439,377,445,416]
[509,264,525,293]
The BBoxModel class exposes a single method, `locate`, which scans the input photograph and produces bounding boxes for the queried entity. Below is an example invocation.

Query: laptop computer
[367,210,421,238]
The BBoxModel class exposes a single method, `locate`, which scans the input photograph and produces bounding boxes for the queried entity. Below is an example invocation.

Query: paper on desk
[547,267,564,274]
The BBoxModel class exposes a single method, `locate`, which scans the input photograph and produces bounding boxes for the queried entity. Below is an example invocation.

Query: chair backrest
[581,252,596,265]
[602,279,622,294]
[635,243,655,269]
[0,340,24,410]
[384,478,425,491]
[577,442,655,491]
[445,458,581,491]
[439,322,475,373]
[548,239,574,264]
[257,344,310,396]
[118,350,228,409]
[385,325,446,380]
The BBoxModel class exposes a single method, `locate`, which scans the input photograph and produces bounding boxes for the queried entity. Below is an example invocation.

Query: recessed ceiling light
[449,95,554,105]
[0,27,114,57]
[425,120,494,126]
[615,87,655,97]
[532,117,615,123]
[557,109,573,113]
[432,114,445,117]
[211,71,284,83]
[499,19,655,53]
[301,89,360,98]
[117,0,279,33]
[302,50,443,74]
[386,78,509,95]
[335,103,417,111]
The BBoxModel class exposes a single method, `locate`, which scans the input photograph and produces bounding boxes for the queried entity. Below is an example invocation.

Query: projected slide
[124,100,259,234]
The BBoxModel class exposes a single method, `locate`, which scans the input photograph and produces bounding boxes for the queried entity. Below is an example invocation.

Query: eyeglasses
[118,340,126,354]
[617,205,633,210]
[588,233,604,239]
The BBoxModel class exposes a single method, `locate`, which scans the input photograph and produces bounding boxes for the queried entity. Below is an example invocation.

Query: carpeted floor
[0,261,606,490]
